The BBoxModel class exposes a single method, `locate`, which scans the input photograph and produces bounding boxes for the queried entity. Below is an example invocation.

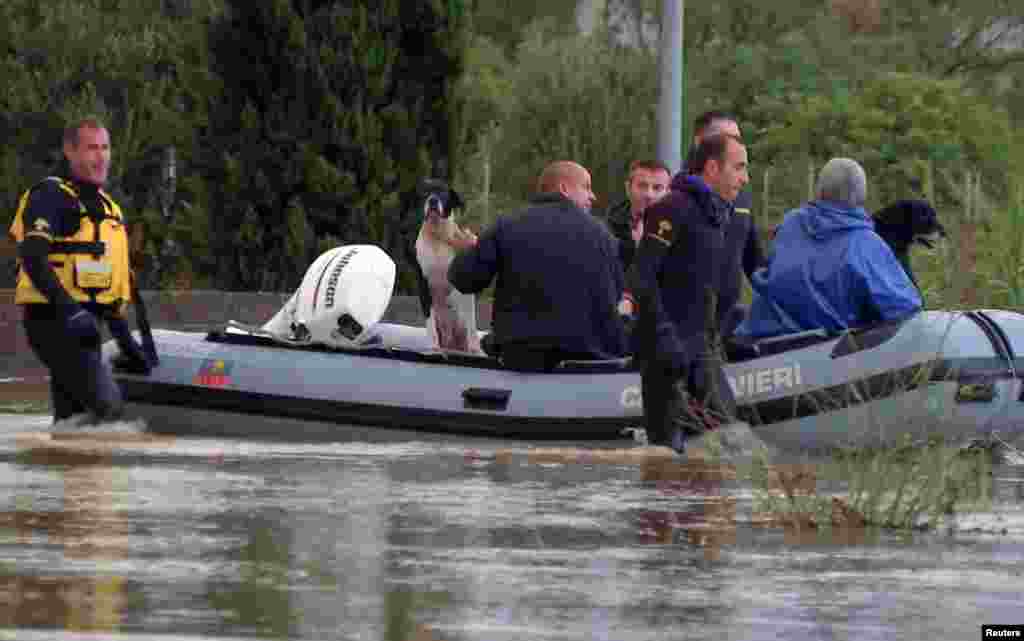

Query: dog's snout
[425,193,451,219]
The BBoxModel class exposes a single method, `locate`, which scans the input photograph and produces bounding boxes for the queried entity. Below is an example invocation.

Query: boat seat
[726,328,832,362]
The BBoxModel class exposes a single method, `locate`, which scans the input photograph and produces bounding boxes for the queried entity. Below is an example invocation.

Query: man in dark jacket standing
[628,135,749,452]
[449,161,627,371]
[686,111,767,336]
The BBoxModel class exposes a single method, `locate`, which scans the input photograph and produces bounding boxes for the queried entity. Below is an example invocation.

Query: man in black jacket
[686,111,767,336]
[601,160,671,315]
[448,161,627,371]
[628,134,749,452]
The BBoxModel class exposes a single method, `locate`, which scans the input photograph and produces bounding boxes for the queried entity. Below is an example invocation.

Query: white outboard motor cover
[262,245,395,348]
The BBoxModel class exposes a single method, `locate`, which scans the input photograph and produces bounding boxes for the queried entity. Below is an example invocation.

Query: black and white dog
[413,179,481,353]
[872,199,946,287]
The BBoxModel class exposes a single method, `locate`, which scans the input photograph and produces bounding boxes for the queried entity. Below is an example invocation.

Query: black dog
[872,199,946,288]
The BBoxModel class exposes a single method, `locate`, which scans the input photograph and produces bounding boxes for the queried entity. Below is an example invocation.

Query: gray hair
[815,158,867,207]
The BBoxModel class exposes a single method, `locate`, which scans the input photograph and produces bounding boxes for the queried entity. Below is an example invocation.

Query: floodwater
[0,405,1023,641]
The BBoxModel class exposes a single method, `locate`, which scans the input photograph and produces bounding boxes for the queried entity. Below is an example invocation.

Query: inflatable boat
[108,320,644,441]
[107,309,1024,451]
[104,243,1024,450]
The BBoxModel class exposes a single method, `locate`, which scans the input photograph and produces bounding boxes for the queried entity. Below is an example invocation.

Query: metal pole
[657,0,683,175]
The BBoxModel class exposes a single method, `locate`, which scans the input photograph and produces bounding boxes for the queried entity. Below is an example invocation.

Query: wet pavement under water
[0,391,1022,641]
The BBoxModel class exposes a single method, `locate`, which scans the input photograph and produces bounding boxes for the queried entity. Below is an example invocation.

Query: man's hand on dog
[449,226,478,251]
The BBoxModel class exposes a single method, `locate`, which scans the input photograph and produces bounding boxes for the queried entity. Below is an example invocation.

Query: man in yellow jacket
[9,116,151,425]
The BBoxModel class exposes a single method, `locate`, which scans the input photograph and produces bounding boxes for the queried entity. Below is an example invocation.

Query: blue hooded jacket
[735,200,922,339]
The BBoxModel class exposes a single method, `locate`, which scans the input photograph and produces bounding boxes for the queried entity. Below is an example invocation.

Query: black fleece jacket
[448,193,627,359]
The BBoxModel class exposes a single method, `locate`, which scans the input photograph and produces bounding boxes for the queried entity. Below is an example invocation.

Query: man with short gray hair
[735,158,921,339]
[817,157,867,206]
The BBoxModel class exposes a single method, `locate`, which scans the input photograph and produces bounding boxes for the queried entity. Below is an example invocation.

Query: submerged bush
[747,437,995,533]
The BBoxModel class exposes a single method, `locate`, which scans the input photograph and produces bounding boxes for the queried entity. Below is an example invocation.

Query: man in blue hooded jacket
[735,158,922,340]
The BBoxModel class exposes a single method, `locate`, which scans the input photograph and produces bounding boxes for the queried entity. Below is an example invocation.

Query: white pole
[657,0,683,175]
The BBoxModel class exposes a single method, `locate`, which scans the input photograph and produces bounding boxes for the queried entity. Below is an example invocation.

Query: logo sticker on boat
[728,363,802,399]
[621,385,643,409]
[193,359,234,387]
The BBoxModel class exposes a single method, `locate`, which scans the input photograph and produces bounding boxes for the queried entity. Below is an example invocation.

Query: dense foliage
[204,0,468,291]
[2,0,1022,304]
[459,0,1023,308]
[1,0,467,293]
[0,0,222,286]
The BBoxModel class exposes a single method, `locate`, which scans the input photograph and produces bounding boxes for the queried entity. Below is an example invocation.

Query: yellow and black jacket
[9,176,132,309]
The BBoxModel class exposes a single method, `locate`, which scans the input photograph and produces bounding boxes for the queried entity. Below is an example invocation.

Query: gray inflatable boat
[107,310,1024,450]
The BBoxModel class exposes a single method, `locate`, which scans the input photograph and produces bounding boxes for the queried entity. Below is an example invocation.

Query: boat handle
[462,387,510,411]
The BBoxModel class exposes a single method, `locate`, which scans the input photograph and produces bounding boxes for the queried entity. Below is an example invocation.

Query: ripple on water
[2,409,1024,640]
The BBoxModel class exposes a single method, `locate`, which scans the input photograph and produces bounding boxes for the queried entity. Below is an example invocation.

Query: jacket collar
[672,174,733,227]
[605,198,631,224]
[530,192,585,213]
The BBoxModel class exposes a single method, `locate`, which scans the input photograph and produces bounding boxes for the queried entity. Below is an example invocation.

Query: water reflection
[206,516,296,639]
[383,589,453,641]
[0,413,1021,640]
[0,458,134,634]
[636,459,737,557]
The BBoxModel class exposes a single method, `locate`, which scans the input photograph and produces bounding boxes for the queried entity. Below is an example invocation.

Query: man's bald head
[537,160,595,212]
[537,161,584,192]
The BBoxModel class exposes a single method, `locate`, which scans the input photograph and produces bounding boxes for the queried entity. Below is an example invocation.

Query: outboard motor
[262,245,396,348]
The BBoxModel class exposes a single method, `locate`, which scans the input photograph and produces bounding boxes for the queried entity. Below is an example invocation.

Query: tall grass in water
[735,325,995,533]
[746,438,993,533]
[830,438,992,530]
[986,188,1024,310]
[713,313,994,533]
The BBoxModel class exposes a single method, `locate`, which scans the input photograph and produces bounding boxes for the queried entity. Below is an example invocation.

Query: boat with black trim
[106,310,1024,450]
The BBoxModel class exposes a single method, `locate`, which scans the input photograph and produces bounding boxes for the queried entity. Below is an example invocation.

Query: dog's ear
[874,200,913,223]
[419,178,444,197]
[910,200,944,234]
[447,187,465,212]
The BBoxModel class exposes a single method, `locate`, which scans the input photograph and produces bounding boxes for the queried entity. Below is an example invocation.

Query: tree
[759,72,1018,211]
[0,0,222,287]
[491,21,661,211]
[879,0,1024,77]
[466,0,579,58]
[450,33,516,228]
[206,0,468,292]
